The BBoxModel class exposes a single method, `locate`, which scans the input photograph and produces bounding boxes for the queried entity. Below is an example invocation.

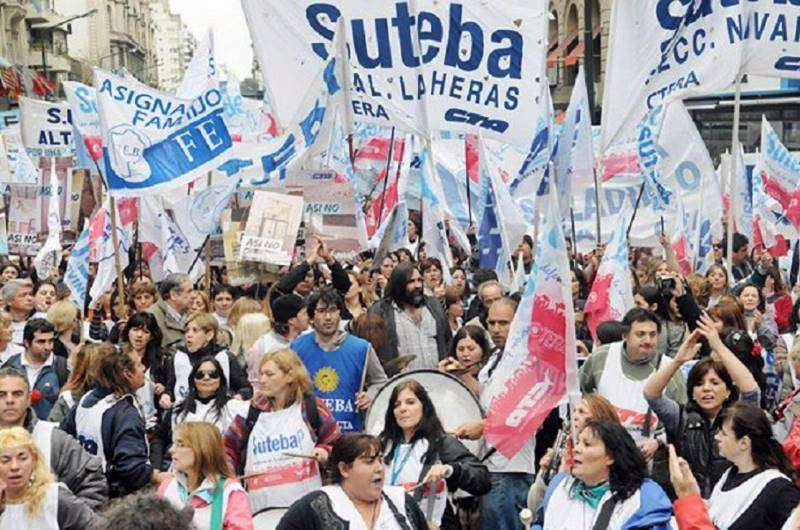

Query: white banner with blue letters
[602,0,800,151]
[94,68,234,196]
[242,0,548,148]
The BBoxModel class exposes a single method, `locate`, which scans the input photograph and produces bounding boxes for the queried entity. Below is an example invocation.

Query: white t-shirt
[11,320,24,346]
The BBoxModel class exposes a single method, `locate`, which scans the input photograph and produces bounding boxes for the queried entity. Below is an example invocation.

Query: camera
[658,277,676,292]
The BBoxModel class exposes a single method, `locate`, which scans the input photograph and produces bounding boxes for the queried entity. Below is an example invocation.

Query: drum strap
[480,448,497,463]
[591,498,617,530]
[382,491,412,530]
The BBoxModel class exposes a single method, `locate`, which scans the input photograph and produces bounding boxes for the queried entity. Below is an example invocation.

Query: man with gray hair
[0,279,34,345]
[146,273,193,348]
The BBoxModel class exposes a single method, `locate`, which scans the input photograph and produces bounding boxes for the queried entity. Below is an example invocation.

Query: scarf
[570,480,610,509]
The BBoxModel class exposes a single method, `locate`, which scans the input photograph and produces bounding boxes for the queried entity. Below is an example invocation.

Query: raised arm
[644,330,702,400]
[696,314,759,394]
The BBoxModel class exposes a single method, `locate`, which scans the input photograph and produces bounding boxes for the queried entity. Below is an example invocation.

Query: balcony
[28,48,71,73]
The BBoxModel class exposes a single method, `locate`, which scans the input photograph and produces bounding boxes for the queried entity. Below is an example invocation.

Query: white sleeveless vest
[597,341,665,442]
[244,401,322,513]
[709,467,790,529]
[173,350,231,405]
[323,484,409,530]
[75,391,132,469]
[0,482,59,530]
[31,420,56,467]
[162,477,244,530]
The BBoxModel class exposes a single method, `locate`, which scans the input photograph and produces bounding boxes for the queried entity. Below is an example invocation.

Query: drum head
[365,369,484,455]
[253,508,288,530]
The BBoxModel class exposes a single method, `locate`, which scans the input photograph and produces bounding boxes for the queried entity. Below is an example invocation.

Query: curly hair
[580,420,646,502]
[0,427,55,517]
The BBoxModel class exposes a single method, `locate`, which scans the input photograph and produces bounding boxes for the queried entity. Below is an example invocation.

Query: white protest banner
[33,159,62,279]
[19,97,74,157]
[577,102,723,250]
[239,190,304,265]
[65,227,90,308]
[759,117,800,231]
[177,29,217,99]
[95,68,235,196]
[602,1,800,151]
[171,175,240,249]
[0,125,22,183]
[242,0,549,147]
[63,81,103,161]
[0,215,8,256]
[36,158,73,232]
[303,172,361,255]
[7,184,40,255]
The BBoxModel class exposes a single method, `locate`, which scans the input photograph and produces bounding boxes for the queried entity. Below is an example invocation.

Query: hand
[355,391,371,411]
[152,470,173,486]
[438,357,463,373]
[637,438,659,462]
[696,314,724,352]
[305,241,319,265]
[433,283,446,299]
[312,447,329,464]
[672,275,686,297]
[577,341,590,359]
[318,240,332,263]
[158,394,173,410]
[467,223,477,236]
[538,448,554,470]
[422,464,452,485]
[752,309,763,328]
[668,445,700,498]
[153,383,165,395]
[659,233,669,248]
[454,420,485,440]
[674,329,702,364]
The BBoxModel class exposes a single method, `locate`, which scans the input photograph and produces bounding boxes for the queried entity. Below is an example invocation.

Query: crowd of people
[2,225,800,529]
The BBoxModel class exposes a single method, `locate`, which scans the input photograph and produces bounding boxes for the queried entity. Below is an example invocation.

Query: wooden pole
[726,75,743,277]
[108,196,126,308]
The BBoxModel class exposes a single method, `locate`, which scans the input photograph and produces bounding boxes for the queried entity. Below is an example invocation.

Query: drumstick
[236,453,318,481]
[282,451,317,459]
[407,482,426,491]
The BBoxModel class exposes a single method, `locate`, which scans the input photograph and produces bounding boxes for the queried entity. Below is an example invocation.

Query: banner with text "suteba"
[601,1,800,152]
[94,69,234,197]
[242,0,548,148]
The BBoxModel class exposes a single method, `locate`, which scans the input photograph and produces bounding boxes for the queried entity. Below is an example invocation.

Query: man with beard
[291,287,387,433]
[369,262,450,375]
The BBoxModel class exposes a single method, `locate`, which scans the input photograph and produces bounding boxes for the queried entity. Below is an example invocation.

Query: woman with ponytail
[708,402,800,529]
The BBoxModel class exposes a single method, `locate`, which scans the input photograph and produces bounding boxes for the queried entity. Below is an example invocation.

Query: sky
[168,0,254,81]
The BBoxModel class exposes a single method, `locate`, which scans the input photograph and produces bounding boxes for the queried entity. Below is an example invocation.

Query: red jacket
[673,495,713,530]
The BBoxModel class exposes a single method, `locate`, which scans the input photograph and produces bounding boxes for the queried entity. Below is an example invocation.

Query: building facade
[149,0,189,92]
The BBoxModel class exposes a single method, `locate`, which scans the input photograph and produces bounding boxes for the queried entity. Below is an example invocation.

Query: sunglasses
[194,370,220,381]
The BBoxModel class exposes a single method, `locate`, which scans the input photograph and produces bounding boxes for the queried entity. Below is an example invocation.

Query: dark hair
[449,325,491,361]
[328,434,382,484]
[394,248,414,263]
[158,273,189,300]
[634,285,660,308]
[721,327,767,407]
[571,265,588,301]
[735,283,765,313]
[721,233,749,257]
[124,312,163,371]
[596,321,626,345]
[522,234,534,249]
[621,308,661,334]
[306,287,344,319]
[23,318,54,345]
[211,284,237,301]
[719,402,794,478]
[33,280,57,296]
[380,381,445,465]
[173,356,229,424]
[790,297,800,334]
[386,262,420,305]
[95,346,138,396]
[94,492,194,530]
[685,358,736,416]
[708,296,747,330]
[351,313,387,357]
[420,258,443,275]
[765,265,786,295]
[581,420,647,501]
[471,268,498,289]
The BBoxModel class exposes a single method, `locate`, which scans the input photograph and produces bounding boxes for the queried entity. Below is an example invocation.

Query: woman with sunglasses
[170,356,247,442]
[160,312,251,411]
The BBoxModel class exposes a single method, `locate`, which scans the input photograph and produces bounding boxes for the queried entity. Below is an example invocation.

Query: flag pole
[592,167,602,246]
[92,159,126,308]
[376,126,397,229]
[726,75,743,277]
[465,135,475,225]
[626,181,646,239]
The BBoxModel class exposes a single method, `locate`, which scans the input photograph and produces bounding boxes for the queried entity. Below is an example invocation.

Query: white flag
[33,159,61,279]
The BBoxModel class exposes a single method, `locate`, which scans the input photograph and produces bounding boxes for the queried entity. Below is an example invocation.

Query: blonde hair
[63,343,108,393]
[189,290,211,313]
[227,297,262,329]
[185,312,219,335]
[46,300,78,334]
[0,427,55,516]
[0,310,11,330]
[174,422,233,485]
[258,348,312,404]
[229,313,270,359]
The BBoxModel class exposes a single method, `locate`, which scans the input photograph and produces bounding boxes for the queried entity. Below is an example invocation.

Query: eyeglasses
[194,370,220,380]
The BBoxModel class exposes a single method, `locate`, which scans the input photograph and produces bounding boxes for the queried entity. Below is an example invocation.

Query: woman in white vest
[170,356,247,441]
[708,402,800,529]
[160,312,251,411]
[379,380,490,529]
[60,345,161,497]
[278,434,429,530]
[47,342,106,423]
[223,348,341,516]
[0,427,95,530]
[159,422,253,530]
[533,420,673,530]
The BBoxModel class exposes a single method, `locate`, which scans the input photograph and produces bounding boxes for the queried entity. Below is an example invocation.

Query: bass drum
[364,369,484,456]
[253,508,288,530]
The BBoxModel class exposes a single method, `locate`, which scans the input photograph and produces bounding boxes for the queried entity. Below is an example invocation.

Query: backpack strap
[381,491,412,530]
[592,498,617,530]
[54,356,69,387]
[237,404,262,476]
[303,393,322,440]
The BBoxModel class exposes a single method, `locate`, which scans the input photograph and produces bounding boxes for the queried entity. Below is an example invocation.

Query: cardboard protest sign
[239,190,304,266]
